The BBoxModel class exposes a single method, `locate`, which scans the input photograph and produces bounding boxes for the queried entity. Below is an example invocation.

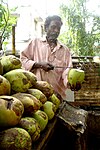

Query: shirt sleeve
[20,40,36,71]
[62,48,73,88]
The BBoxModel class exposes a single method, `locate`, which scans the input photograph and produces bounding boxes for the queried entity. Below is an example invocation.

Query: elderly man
[20,15,76,100]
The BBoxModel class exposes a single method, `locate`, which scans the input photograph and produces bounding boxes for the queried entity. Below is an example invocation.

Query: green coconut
[42,101,56,120]
[18,117,41,142]
[0,60,3,75]
[12,93,41,115]
[0,75,11,95]
[1,55,22,73]
[32,110,48,132]
[48,93,61,111]
[3,69,37,94]
[0,127,32,150]
[68,68,85,87]
[28,88,47,106]
[33,81,54,98]
[0,95,24,128]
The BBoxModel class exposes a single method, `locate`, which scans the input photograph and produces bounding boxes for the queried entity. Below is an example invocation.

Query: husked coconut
[0,75,11,95]
[0,95,24,128]
[1,55,22,73]
[3,69,37,93]
[0,127,32,150]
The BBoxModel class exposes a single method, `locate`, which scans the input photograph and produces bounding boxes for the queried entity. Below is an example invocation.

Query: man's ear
[44,25,48,32]
[44,27,47,32]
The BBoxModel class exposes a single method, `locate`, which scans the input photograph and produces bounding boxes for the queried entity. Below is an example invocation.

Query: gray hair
[44,15,63,31]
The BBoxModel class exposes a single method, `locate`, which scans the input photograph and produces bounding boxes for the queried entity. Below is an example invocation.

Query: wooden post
[12,25,16,55]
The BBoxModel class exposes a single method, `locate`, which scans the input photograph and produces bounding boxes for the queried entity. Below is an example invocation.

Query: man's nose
[54,28,59,34]
[55,28,59,32]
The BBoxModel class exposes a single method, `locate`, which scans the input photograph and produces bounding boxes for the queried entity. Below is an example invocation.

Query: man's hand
[68,82,82,91]
[33,62,54,72]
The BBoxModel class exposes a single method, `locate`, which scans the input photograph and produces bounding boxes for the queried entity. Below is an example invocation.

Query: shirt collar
[41,36,63,49]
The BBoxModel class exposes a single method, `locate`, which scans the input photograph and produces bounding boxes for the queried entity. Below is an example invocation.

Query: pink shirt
[20,37,72,99]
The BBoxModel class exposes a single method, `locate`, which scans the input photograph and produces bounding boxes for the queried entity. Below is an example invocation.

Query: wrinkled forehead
[50,20,62,27]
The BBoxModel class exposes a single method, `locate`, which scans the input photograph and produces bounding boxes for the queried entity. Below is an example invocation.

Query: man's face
[46,20,62,41]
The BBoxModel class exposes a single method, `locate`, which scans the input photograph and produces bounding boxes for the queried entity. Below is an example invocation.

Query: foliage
[59,0,100,56]
[0,0,18,50]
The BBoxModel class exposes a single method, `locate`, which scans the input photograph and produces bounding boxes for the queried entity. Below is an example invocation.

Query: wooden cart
[32,61,100,150]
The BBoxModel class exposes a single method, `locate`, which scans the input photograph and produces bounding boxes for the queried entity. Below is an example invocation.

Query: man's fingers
[70,82,81,91]
[75,82,81,91]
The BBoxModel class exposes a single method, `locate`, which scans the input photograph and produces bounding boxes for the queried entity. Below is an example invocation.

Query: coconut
[0,127,32,150]
[48,93,61,111]
[0,95,24,128]
[28,88,47,106]
[1,55,22,73]
[3,69,37,93]
[18,117,41,142]
[32,110,48,132]
[33,81,54,98]
[12,93,41,115]
[0,75,11,95]
[68,68,85,87]
[0,60,3,75]
[42,101,56,120]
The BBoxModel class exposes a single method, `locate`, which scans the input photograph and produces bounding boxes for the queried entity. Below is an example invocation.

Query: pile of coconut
[0,55,61,150]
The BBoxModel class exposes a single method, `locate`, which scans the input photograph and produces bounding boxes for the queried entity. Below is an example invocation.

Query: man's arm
[32,62,54,72]
[20,40,36,71]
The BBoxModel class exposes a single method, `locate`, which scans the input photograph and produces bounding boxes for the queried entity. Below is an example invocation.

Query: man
[20,15,79,100]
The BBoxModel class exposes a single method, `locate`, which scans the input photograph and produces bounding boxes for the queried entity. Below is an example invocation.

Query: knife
[54,66,73,69]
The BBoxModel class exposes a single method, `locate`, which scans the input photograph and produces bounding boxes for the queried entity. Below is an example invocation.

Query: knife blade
[54,66,73,69]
